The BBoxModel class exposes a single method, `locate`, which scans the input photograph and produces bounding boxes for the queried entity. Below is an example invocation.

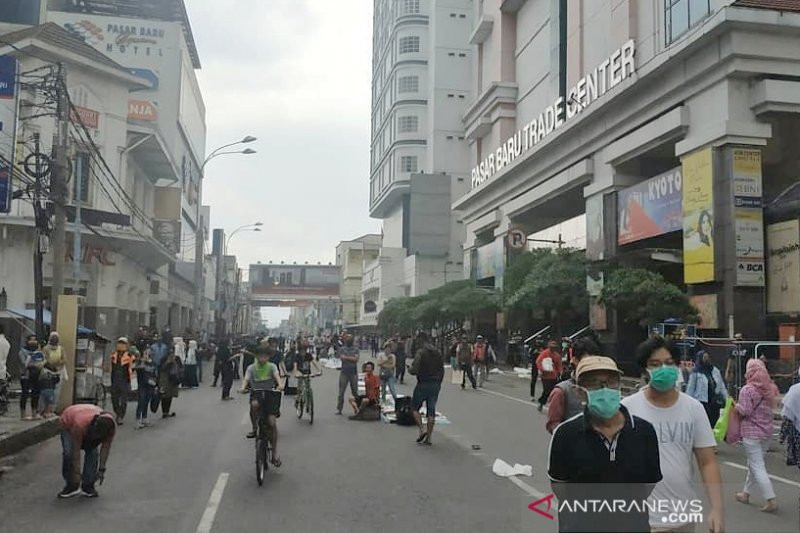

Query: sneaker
[58,486,81,499]
[135,421,144,430]
[246,431,256,439]
[335,410,342,415]
[537,404,543,412]
[80,486,99,498]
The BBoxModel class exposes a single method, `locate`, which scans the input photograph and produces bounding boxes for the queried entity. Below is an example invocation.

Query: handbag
[726,393,764,445]
[149,388,161,413]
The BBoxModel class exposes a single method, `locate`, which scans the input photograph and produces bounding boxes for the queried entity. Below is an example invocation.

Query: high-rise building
[365,0,473,322]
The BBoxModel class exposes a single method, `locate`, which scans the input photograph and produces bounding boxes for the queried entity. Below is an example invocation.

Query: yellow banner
[682,148,714,283]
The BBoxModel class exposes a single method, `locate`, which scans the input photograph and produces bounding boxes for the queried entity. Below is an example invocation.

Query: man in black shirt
[548,356,661,533]
[409,332,444,446]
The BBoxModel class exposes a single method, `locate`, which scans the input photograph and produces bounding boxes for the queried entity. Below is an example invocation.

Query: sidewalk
[0,391,61,463]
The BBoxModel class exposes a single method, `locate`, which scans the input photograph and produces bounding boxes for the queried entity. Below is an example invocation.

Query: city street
[1,361,798,533]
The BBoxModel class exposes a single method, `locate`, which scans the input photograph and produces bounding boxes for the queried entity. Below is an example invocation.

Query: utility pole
[193,209,204,337]
[50,64,69,328]
[32,135,46,339]
[72,153,82,295]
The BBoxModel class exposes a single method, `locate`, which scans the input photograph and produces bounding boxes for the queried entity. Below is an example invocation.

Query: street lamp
[226,223,263,254]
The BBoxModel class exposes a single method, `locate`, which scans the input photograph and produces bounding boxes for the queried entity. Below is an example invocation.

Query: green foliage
[600,268,697,327]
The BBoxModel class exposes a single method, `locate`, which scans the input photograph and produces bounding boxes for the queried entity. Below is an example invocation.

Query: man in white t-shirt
[622,336,723,533]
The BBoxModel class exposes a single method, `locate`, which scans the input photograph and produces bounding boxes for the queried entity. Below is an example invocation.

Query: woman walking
[133,347,157,429]
[686,350,727,426]
[18,335,44,420]
[377,342,397,404]
[183,339,199,388]
[158,348,183,418]
[779,372,800,475]
[734,358,779,513]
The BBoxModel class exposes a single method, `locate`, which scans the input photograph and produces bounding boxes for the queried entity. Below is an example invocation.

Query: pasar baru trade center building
[454,0,800,355]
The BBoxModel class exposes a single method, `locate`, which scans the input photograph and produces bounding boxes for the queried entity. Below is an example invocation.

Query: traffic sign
[508,229,526,250]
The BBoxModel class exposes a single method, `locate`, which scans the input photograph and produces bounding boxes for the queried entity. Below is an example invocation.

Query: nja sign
[472,41,636,190]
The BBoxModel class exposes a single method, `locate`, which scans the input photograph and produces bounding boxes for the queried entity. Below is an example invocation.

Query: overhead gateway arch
[249,263,340,307]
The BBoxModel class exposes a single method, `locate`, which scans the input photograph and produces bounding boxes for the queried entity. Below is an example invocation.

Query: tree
[600,267,697,327]
[505,248,589,334]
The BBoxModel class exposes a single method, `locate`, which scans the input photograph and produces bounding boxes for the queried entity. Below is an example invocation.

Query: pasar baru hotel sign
[471,40,636,190]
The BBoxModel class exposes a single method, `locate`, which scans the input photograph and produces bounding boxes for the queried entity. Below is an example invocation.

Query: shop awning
[7,308,95,335]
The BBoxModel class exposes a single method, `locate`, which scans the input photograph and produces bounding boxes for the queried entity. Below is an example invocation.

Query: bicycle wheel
[255,438,266,486]
[296,395,304,419]
[307,388,314,425]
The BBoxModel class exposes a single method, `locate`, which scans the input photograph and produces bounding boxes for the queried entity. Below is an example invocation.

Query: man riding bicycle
[240,346,284,467]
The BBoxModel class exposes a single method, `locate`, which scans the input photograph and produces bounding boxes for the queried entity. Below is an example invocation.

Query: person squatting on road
[409,332,444,446]
[58,404,116,499]
[349,361,380,420]
[109,337,134,425]
[336,333,360,415]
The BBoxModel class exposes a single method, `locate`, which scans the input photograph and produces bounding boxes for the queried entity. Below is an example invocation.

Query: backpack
[284,352,296,372]
[395,396,415,426]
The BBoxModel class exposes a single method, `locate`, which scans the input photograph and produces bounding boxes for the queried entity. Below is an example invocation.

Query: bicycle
[245,388,281,486]
[295,373,321,424]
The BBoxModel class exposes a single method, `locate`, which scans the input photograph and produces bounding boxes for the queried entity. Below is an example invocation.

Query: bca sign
[508,229,527,250]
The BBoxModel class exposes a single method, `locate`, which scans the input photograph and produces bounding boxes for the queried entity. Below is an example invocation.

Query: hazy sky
[191,0,378,325]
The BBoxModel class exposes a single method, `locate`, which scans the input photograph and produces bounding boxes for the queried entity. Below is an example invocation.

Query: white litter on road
[492,459,533,477]
[323,358,341,369]
[489,368,503,374]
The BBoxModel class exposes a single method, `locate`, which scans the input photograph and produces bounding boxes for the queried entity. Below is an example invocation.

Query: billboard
[767,220,800,314]
[732,148,765,286]
[250,264,340,298]
[618,167,682,245]
[682,148,714,284]
[689,294,719,329]
[0,55,16,214]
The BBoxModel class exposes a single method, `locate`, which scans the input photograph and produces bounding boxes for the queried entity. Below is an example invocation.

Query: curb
[0,418,60,459]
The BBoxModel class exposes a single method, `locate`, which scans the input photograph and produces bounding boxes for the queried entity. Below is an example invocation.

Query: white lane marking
[196,472,230,533]
[478,387,546,410]
[722,461,800,488]
[506,474,547,499]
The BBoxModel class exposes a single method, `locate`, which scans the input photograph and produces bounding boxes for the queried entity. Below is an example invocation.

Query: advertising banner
[682,149,714,284]
[689,294,719,329]
[732,149,765,286]
[767,220,800,314]
[585,194,604,260]
[0,166,10,213]
[618,167,682,245]
[0,55,16,214]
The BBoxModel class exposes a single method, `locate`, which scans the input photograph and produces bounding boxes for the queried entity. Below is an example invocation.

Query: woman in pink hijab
[734,358,779,513]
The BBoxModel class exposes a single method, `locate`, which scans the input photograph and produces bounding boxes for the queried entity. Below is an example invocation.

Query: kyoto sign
[618,167,683,245]
[471,40,636,190]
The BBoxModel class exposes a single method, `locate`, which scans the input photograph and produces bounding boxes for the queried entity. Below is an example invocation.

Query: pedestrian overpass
[248,263,340,307]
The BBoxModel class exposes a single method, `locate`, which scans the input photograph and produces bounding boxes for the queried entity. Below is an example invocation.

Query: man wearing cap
[110,337,134,425]
[548,356,662,533]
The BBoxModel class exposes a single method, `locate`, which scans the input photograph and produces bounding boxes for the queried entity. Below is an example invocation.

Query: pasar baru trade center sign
[471,40,636,190]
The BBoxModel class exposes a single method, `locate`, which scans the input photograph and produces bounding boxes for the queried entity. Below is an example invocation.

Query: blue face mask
[586,387,621,419]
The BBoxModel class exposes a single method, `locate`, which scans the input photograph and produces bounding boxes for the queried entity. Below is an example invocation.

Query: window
[0,0,41,25]
[399,36,419,54]
[398,75,419,93]
[397,115,419,133]
[73,152,90,203]
[400,156,418,173]
[665,0,709,44]
[403,0,420,14]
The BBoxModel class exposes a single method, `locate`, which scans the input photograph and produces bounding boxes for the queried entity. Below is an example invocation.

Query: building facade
[366,0,474,313]
[336,234,381,327]
[455,0,800,360]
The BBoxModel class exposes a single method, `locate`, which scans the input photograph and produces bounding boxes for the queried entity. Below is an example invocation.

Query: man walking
[535,339,563,412]
[109,337,134,425]
[394,334,407,384]
[336,333,360,415]
[456,334,476,389]
[545,338,599,433]
[58,403,116,498]
[548,356,662,532]
[622,336,724,533]
[0,325,9,415]
[409,332,444,445]
[472,335,490,387]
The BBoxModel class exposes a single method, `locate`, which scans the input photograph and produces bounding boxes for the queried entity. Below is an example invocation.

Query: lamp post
[195,136,256,337]
[217,223,262,337]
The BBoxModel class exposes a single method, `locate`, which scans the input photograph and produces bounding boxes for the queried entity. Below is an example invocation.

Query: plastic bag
[713,396,733,443]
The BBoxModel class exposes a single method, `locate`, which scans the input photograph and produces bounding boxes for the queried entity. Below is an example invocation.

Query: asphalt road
[0,360,798,533]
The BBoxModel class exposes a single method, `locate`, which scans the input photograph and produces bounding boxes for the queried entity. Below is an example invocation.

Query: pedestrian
[38,362,60,418]
[545,338,599,433]
[472,335,489,387]
[43,331,65,405]
[409,332,444,445]
[395,335,407,384]
[218,339,235,400]
[779,373,800,474]
[133,347,156,429]
[109,337,134,425]
[335,333,360,415]
[535,340,563,412]
[371,336,379,359]
[377,341,397,403]
[182,339,199,388]
[734,358,779,513]
[58,404,116,498]
[0,325,9,415]
[349,362,380,419]
[149,333,169,373]
[18,335,44,420]
[158,347,183,418]
[622,336,724,533]
[548,356,662,533]
[455,334,476,389]
[529,340,541,401]
[686,349,727,427]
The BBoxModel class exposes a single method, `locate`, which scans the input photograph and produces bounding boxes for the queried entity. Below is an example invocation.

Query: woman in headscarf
[686,350,727,426]
[158,346,183,418]
[42,332,65,405]
[182,339,199,388]
[734,358,779,513]
[779,366,800,475]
